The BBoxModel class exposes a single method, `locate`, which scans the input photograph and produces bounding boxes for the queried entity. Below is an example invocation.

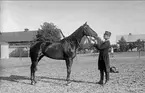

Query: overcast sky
[1,1,145,44]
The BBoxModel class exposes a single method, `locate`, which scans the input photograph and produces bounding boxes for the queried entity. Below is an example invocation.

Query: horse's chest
[64,43,76,58]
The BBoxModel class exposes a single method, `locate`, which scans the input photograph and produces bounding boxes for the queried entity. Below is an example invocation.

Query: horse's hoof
[34,80,37,84]
[65,79,71,86]
[31,81,37,85]
[97,81,104,85]
[65,81,71,86]
[31,82,35,85]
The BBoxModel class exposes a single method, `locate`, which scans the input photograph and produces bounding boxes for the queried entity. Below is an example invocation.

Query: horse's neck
[60,35,83,50]
[70,35,83,43]
[60,27,84,49]
[68,28,84,43]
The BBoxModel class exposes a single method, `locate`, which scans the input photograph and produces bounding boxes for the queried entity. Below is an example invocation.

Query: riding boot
[98,70,104,85]
[105,71,109,84]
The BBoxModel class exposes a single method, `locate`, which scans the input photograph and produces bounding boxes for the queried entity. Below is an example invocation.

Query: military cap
[104,31,111,37]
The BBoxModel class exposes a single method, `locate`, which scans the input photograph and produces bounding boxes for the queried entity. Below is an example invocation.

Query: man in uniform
[93,31,111,85]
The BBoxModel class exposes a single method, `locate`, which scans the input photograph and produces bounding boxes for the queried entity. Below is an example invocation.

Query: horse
[29,22,100,85]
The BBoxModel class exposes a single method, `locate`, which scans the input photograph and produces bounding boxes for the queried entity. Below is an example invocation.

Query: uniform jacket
[94,40,110,72]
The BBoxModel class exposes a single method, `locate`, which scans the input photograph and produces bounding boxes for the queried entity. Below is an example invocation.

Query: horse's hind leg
[30,62,34,85]
[30,55,44,85]
[30,61,37,85]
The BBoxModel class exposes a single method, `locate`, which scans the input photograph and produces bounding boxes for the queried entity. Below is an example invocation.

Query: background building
[0,30,37,59]
[116,33,145,51]
[116,33,145,43]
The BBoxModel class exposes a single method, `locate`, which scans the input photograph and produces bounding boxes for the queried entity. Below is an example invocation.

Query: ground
[0,52,145,93]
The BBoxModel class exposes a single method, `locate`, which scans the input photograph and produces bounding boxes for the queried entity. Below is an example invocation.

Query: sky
[1,1,145,44]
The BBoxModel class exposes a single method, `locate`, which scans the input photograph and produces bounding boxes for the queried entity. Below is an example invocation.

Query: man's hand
[89,37,98,44]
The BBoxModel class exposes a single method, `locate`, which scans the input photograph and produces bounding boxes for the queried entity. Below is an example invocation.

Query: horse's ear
[84,22,87,25]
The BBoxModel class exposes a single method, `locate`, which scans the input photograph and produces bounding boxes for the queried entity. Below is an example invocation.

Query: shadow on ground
[40,76,96,85]
[0,75,30,85]
[0,75,97,85]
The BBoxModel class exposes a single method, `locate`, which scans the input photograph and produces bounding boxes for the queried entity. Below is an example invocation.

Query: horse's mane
[59,26,83,49]
[61,26,83,42]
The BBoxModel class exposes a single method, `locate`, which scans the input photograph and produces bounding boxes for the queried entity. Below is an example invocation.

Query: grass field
[0,52,145,93]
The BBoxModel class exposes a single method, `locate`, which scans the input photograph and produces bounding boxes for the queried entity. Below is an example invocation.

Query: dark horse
[30,22,100,85]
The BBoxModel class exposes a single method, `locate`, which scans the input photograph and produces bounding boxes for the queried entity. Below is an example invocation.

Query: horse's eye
[84,25,87,29]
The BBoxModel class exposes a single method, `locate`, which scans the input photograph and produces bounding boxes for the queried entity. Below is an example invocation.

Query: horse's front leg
[65,58,73,84]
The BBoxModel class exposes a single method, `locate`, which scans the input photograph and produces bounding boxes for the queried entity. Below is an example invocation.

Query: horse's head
[82,22,98,39]
[81,22,102,45]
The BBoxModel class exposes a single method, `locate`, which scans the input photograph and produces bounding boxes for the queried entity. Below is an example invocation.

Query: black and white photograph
[0,0,145,93]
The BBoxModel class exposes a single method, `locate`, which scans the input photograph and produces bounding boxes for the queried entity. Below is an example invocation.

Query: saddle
[110,66,119,73]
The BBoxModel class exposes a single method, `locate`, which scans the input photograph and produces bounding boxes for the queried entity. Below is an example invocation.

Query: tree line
[117,36,145,52]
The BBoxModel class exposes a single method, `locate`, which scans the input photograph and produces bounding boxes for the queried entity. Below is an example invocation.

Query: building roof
[116,34,145,43]
[0,42,9,45]
[0,31,37,42]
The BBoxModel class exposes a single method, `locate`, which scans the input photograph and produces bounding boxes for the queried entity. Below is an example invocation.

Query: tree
[111,44,119,52]
[35,22,64,42]
[118,36,127,52]
[135,39,144,51]
[128,42,136,51]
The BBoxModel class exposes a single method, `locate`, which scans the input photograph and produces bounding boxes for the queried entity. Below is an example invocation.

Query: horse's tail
[30,41,45,74]
[29,41,43,61]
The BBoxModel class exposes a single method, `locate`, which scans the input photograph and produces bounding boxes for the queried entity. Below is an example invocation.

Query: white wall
[0,44,9,59]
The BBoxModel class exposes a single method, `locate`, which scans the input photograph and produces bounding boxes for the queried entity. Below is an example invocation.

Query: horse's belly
[43,44,64,60]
